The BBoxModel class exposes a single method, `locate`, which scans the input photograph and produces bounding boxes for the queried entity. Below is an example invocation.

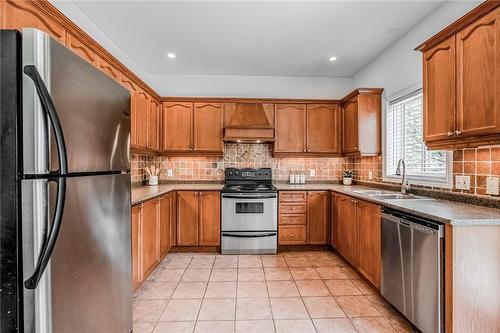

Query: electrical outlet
[368,171,373,180]
[310,170,316,177]
[167,169,173,177]
[486,176,499,195]
[455,175,470,190]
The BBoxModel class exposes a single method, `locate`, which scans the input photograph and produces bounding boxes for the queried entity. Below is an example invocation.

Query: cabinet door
[159,194,173,257]
[177,191,199,245]
[306,104,341,154]
[423,36,456,143]
[119,77,139,148]
[193,103,223,153]
[148,99,160,151]
[142,199,159,277]
[307,191,330,244]
[162,102,193,152]
[331,193,340,249]
[456,10,500,138]
[199,192,221,246]
[338,195,358,265]
[131,205,142,289]
[356,200,381,288]
[136,90,149,149]
[342,98,359,154]
[274,104,306,153]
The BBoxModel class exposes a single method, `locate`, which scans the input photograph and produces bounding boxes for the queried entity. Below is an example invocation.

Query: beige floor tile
[155,269,185,283]
[159,299,201,321]
[236,298,273,320]
[140,282,177,300]
[214,256,238,269]
[302,297,345,318]
[266,281,300,297]
[188,258,214,269]
[198,298,236,320]
[289,267,320,280]
[133,321,155,333]
[285,257,312,268]
[205,281,237,299]
[133,299,167,322]
[351,278,376,295]
[264,267,293,281]
[235,320,275,333]
[304,251,331,258]
[313,318,357,333]
[194,320,234,333]
[336,296,382,317]
[274,319,316,333]
[324,280,362,296]
[210,269,238,282]
[386,314,417,332]
[182,269,211,283]
[295,280,330,297]
[262,256,288,268]
[316,267,349,280]
[238,255,263,268]
[238,268,265,281]
[338,265,360,279]
[153,321,195,333]
[281,251,307,258]
[172,282,207,299]
[237,281,268,298]
[163,258,191,270]
[308,257,336,267]
[366,294,398,317]
[351,317,398,333]
[270,298,309,319]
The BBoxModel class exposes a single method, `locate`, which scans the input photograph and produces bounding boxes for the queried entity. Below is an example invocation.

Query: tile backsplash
[131,144,348,183]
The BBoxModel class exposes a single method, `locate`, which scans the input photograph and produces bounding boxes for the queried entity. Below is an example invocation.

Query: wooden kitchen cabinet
[131,205,142,290]
[119,77,139,149]
[356,200,381,288]
[162,102,193,152]
[199,192,221,246]
[306,191,330,244]
[149,98,160,152]
[194,103,223,153]
[337,194,358,265]
[341,89,383,157]
[306,104,341,154]
[331,193,340,249]
[67,33,98,65]
[274,104,306,154]
[159,193,173,257]
[136,90,150,150]
[141,198,159,278]
[176,191,199,245]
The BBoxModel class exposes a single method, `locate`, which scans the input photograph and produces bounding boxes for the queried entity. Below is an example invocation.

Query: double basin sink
[351,189,428,201]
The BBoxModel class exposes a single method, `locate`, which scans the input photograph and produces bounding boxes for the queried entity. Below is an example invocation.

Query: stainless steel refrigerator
[0,29,132,332]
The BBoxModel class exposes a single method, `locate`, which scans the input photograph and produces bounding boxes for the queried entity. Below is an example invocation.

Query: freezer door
[22,29,130,175]
[22,174,132,333]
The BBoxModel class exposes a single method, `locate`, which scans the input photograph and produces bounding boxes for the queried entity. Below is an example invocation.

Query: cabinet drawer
[279,225,306,245]
[280,191,307,202]
[279,203,307,214]
[279,214,306,225]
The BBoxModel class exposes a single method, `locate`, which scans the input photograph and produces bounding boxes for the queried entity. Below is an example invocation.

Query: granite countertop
[131,183,223,205]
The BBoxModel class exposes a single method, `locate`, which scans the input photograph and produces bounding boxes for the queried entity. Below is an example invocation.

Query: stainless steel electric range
[221,168,278,254]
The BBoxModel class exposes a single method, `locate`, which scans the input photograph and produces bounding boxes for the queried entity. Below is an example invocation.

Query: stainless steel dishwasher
[381,208,444,333]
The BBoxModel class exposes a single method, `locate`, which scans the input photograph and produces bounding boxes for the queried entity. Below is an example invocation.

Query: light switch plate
[310,170,316,177]
[167,169,173,177]
[455,175,470,190]
[368,171,373,180]
[486,176,499,195]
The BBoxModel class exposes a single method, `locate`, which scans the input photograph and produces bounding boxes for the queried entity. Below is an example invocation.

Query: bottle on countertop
[289,172,296,184]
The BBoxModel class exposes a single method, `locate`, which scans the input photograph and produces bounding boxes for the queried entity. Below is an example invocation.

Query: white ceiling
[71,0,444,78]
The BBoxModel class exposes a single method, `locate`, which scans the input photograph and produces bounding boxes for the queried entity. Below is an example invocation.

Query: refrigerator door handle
[23,64,68,175]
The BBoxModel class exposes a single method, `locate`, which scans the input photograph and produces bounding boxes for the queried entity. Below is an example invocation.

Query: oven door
[221,193,277,231]
[221,231,277,255]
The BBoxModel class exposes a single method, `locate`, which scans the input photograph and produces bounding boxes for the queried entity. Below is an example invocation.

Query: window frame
[382,83,453,189]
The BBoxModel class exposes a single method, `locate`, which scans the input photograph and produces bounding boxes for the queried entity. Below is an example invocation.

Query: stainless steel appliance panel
[22,28,130,175]
[221,231,277,255]
[22,174,132,333]
[221,193,277,231]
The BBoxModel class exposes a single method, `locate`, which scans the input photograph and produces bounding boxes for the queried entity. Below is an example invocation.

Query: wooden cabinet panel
[119,77,139,148]
[342,98,359,154]
[456,9,500,138]
[141,199,159,277]
[423,37,456,143]
[159,194,173,257]
[356,200,381,288]
[67,33,98,65]
[131,205,141,289]
[136,90,149,149]
[149,99,160,151]
[331,193,340,249]
[163,102,193,152]
[337,194,358,265]
[98,57,120,81]
[279,225,306,245]
[279,191,307,202]
[306,104,341,154]
[280,214,306,225]
[279,202,307,214]
[307,191,330,244]
[199,192,221,246]
[176,191,199,245]
[274,104,306,153]
[194,103,223,153]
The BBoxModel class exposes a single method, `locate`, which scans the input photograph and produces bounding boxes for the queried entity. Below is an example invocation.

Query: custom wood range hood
[223,102,275,143]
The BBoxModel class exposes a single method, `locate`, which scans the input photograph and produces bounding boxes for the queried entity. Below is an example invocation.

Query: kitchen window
[383,86,452,188]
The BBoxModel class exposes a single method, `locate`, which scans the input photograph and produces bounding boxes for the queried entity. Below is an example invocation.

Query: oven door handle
[222,232,277,238]
[222,194,277,199]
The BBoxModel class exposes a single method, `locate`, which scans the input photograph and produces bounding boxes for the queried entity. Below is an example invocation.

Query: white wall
[352,0,480,99]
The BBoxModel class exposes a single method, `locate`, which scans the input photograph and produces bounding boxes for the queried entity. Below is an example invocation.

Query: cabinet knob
[291,218,294,221]
[291,195,294,198]
[455,130,462,136]
[290,233,295,237]
[447,131,454,136]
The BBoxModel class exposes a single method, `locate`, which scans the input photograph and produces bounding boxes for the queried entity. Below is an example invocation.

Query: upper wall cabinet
[418,4,500,149]
[341,89,383,157]
[194,103,223,153]
[149,99,161,152]
[307,104,341,154]
[274,104,307,154]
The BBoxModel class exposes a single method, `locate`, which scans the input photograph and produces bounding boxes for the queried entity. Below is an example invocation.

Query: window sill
[383,176,453,189]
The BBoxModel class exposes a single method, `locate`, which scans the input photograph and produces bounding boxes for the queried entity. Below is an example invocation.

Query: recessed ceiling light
[328,56,337,62]
[167,53,176,59]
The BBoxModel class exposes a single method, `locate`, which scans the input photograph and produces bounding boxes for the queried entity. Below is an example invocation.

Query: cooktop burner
[222,183,278,193]
[222,168,277,193]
